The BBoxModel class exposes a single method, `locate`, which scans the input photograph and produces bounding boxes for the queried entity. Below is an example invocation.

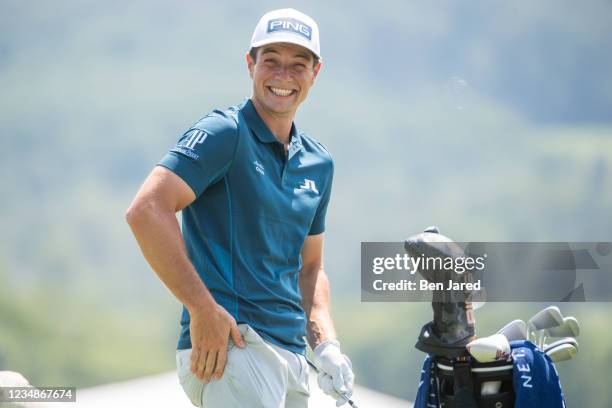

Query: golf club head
[544,337,578,353]
[496,319,528,341]
[404,227,468,282]
[406,227,476,358]
[528,306,564,342]
[547,316,580,338]
[466,334,510,363]
[404,231,466,260]
[545,340,578,362]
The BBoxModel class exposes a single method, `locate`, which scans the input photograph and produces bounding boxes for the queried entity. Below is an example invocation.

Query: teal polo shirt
[158,99,333,354]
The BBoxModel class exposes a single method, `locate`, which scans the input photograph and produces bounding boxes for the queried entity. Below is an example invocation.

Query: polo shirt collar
[242,99,303,151]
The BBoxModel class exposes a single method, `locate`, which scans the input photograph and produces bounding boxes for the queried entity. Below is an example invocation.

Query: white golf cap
[250,8,321,60]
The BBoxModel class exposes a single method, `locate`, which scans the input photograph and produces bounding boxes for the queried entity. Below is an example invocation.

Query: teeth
[270,87,293,96]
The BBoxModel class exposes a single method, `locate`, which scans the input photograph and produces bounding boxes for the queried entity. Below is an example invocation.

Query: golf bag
[416,340,566,408]
[406,227,565,408]
[423,356,514,408]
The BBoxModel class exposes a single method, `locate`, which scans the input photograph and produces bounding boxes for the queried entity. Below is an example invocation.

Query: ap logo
[182,130,208,150]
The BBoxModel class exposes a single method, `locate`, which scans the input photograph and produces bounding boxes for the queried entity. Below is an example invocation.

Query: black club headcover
[404,226,476,358]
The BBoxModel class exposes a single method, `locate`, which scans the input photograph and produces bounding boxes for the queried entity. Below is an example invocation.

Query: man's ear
[246,52,255,79]
[311,61,322,84]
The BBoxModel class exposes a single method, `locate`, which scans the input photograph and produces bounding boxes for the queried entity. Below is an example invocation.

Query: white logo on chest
[253,160,265,175]
[299,179,319,194]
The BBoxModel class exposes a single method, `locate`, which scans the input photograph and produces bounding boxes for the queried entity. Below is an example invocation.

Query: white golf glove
[314,340,355,407]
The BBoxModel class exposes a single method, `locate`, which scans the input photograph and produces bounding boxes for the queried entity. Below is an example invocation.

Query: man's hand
[189,304,245,383]
[314,340,355,406]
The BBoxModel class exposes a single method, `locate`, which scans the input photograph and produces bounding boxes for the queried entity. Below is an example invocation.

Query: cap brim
[250,36,321,60]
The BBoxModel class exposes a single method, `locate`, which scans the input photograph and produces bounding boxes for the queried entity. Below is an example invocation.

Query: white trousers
[176,324,310,408]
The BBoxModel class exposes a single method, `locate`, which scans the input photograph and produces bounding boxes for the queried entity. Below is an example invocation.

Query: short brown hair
[249,47,319,68]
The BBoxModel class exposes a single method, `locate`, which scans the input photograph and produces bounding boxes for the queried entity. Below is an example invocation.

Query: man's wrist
[184,291,217,315]
[314,339,340,356]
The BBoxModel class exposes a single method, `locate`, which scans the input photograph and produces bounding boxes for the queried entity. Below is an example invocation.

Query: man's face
[247,43,321,118]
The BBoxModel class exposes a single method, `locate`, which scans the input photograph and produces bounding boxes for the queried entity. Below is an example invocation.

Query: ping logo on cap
[267,18,312,40]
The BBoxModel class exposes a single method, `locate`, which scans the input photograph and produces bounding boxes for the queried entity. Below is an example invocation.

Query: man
[126,8,354,408]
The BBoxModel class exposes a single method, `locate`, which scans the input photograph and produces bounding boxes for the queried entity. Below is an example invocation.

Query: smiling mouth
[268,86,296,97]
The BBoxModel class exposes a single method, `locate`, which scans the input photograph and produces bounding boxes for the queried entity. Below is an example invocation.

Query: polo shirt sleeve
[309,161,334,235]
[157,112,239,197]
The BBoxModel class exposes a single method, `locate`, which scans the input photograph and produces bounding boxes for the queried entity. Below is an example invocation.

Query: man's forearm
[126,202,215,313]
[300,266,337,349]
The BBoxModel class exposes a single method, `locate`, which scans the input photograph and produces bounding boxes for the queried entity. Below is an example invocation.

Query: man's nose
[273,64,292,80]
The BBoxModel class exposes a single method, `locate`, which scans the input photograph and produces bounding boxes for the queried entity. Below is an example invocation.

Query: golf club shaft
[305,357,358,408]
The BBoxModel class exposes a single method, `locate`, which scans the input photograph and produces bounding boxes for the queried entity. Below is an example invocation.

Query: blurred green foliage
[1,0,611,406]
[0,267,180,387]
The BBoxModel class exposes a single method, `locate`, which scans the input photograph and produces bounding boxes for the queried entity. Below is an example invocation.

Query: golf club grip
[305,358,358,407]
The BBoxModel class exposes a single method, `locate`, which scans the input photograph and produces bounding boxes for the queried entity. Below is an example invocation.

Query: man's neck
[250,97,295,145]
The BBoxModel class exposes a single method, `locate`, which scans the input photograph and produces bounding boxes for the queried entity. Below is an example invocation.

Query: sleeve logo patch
[181,129,208,150]
[267,18,312,41]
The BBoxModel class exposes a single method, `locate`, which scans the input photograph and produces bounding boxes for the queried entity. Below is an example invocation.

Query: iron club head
[545,338,579,362]
[546,316,580,338]
[541,316,580,348]
[527,306,564,343]
[496,319,528,341]
[544,337,578,352]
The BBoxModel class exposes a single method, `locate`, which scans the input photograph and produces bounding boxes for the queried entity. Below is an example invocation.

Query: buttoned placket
[241,99,304,188]
[280,137,303,186]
